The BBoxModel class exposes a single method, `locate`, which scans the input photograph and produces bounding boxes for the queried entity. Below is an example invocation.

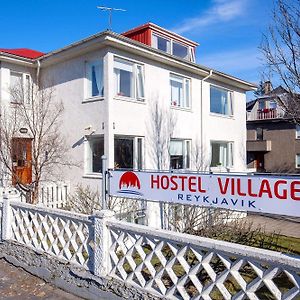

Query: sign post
[101,155,107,210]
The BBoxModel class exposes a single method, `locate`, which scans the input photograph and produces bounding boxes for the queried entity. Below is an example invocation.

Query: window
[114,136,143,169]
[296,125,300,139]
[169,139,190,169]
[10,72,31,104]
[86,136,104,174]
[170,74,190,108]
[210,141,233,168]
[256,128,263,140]
[86,60,104,98]
[114,58,145,100]
[210,86,233,116]
[296,154,300,168]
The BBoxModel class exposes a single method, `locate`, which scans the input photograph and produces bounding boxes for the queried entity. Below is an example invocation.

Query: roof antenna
[97,6,126,30]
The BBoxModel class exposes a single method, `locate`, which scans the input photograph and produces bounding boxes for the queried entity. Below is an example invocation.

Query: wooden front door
[254,152,265,172]
[12,138,32,185]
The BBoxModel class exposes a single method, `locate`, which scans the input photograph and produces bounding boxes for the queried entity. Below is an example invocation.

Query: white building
[0,23,255,225]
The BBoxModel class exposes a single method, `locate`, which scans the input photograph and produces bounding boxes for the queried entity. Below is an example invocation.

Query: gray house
[247,84,300,173]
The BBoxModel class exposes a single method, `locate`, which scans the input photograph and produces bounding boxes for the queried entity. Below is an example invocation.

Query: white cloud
[170,0,248,34]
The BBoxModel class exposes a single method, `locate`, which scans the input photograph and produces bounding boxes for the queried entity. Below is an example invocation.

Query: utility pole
[97,6,126,30]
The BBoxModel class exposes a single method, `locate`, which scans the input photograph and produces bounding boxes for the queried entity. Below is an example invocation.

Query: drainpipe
[36,59,41,85]
[200,70,213,171]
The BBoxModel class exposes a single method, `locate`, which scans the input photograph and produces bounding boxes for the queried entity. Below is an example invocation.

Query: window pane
[11,72,22,88]
[87,61,104,98]
[170,76,183,106]
[296,125,300,139]
[258,100,265,110]
[210,86,232,115]
[185,140,190,169]
[136,65,145,99]
[114,138,134,169]
[170,140,183,155]
[172,42,188,59]
[256,128,263,140]
[211,142,233,167]
[89,137,104,173]
[137,138,143,170]
[91,65,100,97]
[297,154,300,168]
[114,59,133,98]
[170,140,184,169]
[269,100,277,109]
[185,79,190,108]
[25,74,31,104]
[153,34,170,53]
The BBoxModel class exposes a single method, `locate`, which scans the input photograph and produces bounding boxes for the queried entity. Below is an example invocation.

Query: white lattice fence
[107,221,300,300]
[5,201,93,269]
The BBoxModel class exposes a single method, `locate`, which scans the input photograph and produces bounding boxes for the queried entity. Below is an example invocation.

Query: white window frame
[10,71,31,104]
[84,135,104,177]
[85,60,104,100]
[210,85,234,117]
[169,139,191,169]
[210,141,234,168]
[296,154,300,169]
[170,73,191,109]
[114,135,144,170]
[296,125,300,139]
[114,57,145,102]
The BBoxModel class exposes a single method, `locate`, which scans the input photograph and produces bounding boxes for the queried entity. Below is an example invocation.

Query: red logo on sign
[118,171,143,196]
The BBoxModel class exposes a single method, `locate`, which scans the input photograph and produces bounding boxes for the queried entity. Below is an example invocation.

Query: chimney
[264,81,272,94]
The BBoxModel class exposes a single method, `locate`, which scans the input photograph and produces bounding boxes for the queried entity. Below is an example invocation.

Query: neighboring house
[0,23,255,225]
[247,82,300,173]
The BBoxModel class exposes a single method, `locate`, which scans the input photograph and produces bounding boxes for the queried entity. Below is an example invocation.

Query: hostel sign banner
[108,170,300,217]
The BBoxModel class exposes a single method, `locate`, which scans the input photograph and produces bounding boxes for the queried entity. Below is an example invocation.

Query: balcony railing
[257,108,279,119]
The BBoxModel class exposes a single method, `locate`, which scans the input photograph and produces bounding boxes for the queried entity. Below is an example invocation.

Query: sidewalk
[246,214,300,238]
[0,259,83,300]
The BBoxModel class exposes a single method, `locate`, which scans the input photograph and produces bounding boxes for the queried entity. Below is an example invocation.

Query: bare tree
[147,98,177,170]
[192,137,210,172]
[260,0,300,121]
[0,74,72,203]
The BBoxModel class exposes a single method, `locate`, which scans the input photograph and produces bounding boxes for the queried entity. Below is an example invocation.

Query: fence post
[2,196,12,241]
[93,209,115,277]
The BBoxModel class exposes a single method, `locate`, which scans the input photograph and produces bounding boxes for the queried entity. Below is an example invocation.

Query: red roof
[0,48,44,59]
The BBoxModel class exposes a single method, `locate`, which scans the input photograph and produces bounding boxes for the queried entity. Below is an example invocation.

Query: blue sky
[0,0,275,99]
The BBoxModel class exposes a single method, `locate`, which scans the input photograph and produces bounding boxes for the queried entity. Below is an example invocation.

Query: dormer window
[123,23,197,63]
[152,33,190,61]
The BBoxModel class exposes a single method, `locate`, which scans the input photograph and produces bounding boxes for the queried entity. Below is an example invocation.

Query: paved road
[0,259,83,300]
